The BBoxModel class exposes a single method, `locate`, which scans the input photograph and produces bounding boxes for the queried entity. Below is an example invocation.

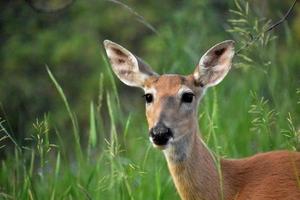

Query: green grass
[0,1,299,199]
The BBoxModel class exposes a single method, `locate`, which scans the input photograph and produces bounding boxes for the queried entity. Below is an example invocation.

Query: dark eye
[181,92,194,103]
[143,93,153,103]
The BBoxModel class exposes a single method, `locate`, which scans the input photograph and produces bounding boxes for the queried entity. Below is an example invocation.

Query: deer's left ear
[193,40,235,88]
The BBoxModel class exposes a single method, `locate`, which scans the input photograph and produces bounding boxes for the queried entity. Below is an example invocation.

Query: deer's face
[104,40,234,150]
[143,75,204,148]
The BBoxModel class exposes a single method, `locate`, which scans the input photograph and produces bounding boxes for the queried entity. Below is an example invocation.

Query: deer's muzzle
[149,123,173,146]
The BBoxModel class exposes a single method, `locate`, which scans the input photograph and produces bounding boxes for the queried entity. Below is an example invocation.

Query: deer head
[103,40,234,153]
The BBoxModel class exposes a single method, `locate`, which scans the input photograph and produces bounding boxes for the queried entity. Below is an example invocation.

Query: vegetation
[0,0,299,199]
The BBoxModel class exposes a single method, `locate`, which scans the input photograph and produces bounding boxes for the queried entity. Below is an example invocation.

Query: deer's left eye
[143,93,153,103]
[181,92,194,103]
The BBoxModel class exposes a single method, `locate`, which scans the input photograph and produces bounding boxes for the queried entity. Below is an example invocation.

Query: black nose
[150,123,173,146]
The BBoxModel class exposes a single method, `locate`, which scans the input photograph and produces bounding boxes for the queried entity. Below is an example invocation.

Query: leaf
[238,54,254,63]
[228,19,248,24]
[89,101,97,147]
[229,9,244,16]
[234,0,243,11]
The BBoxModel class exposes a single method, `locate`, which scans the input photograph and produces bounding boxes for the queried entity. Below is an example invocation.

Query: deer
[103,39,300,200]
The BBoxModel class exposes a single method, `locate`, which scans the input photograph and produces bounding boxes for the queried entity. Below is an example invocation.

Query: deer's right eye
[181,92,194,103]
[143,93,153,103]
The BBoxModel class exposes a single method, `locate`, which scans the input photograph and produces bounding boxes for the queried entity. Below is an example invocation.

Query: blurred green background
[0,0,299,199]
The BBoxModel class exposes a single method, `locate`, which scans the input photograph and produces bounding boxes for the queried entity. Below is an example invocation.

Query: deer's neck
[164,130,226,200]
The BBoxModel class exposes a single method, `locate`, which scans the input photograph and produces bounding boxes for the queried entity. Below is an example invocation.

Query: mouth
[149,136,174,150]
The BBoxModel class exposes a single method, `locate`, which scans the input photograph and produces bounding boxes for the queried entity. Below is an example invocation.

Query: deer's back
[222,150,300,200]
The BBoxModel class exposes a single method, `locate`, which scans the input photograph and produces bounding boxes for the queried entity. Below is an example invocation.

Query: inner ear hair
[214,48,225,56]
[202,47,228,68]
[112,47,126,57]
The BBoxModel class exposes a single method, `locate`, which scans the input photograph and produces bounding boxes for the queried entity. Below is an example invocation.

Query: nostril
[167,128,173,137]
[149,124,173,146]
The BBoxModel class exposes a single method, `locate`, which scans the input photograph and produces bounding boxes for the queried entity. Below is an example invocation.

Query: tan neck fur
[164,128,225,200]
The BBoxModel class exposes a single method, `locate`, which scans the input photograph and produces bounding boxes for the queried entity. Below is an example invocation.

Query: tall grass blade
[89,101,97,148]
[0,119,20,151]
[102,53,121,111]
[46,66,83,162]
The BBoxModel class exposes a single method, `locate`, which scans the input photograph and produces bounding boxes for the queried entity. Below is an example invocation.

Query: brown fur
[222,151,300,200]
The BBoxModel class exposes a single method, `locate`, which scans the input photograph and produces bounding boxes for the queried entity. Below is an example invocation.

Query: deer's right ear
[103,40,157,88]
